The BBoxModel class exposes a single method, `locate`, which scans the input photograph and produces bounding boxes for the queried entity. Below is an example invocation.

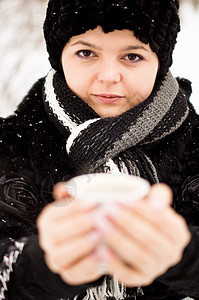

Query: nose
[97,60,121,84]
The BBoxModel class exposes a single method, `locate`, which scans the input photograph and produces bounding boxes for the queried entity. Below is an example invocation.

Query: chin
[90,103,131,118]
[98,109,124,118]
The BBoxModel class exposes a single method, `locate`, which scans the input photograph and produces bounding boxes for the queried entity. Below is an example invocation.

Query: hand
[37,183,103,285]
[95,184,191,287]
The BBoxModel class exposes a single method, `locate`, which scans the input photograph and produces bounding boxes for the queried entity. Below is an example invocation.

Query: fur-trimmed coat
[0,76,199,299]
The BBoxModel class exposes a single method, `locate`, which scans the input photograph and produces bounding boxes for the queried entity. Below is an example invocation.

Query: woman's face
[61,26,159,118]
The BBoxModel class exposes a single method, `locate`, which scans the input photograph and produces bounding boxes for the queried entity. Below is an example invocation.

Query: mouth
[92,94,124,104]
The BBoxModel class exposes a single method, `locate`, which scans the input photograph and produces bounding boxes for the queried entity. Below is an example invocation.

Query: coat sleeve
[157,111,199,297]
[0,97,103,299]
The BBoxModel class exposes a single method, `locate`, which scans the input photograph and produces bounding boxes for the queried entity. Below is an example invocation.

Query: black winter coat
[0,77,199,299]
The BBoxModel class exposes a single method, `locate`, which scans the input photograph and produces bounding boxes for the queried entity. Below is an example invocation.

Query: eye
[75,50,96,59]
[123,53,144,62]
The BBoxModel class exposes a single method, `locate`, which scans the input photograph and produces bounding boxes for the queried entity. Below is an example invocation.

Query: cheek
[64,71,77,90]
[62,61,86,97]
[129,76,154,100]
[138,66,158,98]
[142,76,156,97]
[127,67,157,104]
[64,70,91,102]
[61,51,92,101]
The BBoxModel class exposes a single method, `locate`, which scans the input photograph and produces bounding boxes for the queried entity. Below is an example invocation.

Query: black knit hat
[44,0,180,77]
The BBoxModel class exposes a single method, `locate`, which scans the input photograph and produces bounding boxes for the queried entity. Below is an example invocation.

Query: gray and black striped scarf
[43,68,189,299]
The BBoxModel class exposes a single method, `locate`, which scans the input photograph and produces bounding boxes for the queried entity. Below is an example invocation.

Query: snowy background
[0,0,199,117]
[171,0,199,113]
[0,0,49,117]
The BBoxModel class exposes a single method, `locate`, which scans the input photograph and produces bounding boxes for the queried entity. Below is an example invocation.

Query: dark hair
[44,0,180,77]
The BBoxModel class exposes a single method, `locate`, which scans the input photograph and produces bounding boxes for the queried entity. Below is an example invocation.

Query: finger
[37,202,89,251]
[147,183,173,209]
[107,201,190,249]
[127,203,190,246]
[105,203,190,261]
[102,213,173,267]
[114,183,173,232]
[37,197,94,226]
[114,195,177,242]
[53,182,70,201]
[37,202,79,233]
[46,231,101,271]
[103,228,160,273]
[95,246,155,287]
[43,210,96,245]
[152,211,191,247]
[59,253,102,285]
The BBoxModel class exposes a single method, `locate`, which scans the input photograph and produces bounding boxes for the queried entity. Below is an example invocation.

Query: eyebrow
[70,40,149,52]
[122,45,149,52]
[70,41,102,50]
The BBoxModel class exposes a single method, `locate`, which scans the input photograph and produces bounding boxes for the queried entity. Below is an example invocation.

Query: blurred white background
[171,0,199,113]
[0,0,49,117]
[0,0,198,117]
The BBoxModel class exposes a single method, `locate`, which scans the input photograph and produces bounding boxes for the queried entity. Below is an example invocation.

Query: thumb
[53,182,70,201]
[147,183,173,210]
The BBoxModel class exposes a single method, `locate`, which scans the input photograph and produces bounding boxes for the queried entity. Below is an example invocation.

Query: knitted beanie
[44,0,180,77]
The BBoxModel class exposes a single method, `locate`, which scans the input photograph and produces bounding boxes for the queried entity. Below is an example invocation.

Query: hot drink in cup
[66,173,150,206]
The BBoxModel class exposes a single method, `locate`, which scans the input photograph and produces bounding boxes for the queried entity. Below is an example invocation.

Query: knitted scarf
[43,69,189,300]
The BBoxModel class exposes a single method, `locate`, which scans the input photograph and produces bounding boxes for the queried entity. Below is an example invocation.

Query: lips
[93,94,124,104]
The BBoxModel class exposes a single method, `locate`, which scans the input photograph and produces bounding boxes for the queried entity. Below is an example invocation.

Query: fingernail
[92,213,115,235]
[95,245,111,261]
[149,198,167,210]
[98,218,114,234]
[102,204,120,219]
[87,231,101,243]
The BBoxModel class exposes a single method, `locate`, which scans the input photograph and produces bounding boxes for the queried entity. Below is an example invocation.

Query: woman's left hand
[95,184,191,287]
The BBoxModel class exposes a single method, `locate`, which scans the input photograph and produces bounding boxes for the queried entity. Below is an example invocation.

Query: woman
[0,0,199,299]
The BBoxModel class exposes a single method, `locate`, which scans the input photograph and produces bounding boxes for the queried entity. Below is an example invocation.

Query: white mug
[66,173,150,205]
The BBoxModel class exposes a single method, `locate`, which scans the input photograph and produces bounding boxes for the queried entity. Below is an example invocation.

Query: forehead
[68,26,150,50]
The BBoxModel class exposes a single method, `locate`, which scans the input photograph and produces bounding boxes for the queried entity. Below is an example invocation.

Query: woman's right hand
[37,183,102,285]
